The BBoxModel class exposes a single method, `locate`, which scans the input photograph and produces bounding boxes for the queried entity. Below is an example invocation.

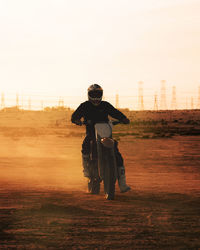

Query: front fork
[89,140,100,179]
[96,137,118,181]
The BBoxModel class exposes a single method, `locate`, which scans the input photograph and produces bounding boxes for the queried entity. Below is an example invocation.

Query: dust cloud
[0,134,86,191]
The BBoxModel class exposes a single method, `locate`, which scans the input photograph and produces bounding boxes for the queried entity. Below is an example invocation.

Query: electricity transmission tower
[160,80,167,110]
[16,94,19,108]
[191,97,194,109]
[58,97,64,107]
[138,81,144,110]
[171,86,177,110]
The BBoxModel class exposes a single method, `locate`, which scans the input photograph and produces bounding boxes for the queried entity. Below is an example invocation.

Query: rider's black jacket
[71,101,127,137]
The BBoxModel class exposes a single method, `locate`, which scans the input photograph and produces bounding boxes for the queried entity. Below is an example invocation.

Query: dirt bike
[83,120,120,200]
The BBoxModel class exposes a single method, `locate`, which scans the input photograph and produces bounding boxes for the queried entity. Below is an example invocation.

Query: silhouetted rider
[71,84,130,192]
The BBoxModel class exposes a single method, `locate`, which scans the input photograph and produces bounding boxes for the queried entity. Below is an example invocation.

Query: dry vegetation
[1,108,200,139]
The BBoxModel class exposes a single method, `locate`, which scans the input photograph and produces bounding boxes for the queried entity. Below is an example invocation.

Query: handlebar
[75,120,122,126]
[111,120,121,126]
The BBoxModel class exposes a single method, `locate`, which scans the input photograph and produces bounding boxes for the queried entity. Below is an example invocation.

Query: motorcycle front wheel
[103,148,116,200]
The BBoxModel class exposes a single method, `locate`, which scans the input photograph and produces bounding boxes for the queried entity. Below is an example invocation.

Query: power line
[1,88,200,111]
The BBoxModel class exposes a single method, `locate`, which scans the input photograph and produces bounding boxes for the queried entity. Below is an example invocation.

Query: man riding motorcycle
[71,84,131,193]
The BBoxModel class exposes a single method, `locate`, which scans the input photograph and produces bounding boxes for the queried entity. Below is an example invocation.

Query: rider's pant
[81,135,124,167]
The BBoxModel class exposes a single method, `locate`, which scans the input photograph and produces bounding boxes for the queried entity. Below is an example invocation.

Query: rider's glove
[87,120,92,125]
[122,118,130,124]
[74,119,82,126]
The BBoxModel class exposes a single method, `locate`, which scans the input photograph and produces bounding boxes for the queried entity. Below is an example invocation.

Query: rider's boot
[118,166,131,193]
[82,154,90,177]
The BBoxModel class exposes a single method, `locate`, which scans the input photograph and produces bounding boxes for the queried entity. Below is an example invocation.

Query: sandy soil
[0,125,200,249]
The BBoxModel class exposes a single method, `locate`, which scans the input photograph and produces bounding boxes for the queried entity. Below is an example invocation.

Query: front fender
[101,138,115,148]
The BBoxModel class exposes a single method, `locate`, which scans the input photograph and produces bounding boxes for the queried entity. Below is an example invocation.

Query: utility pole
[115,94,119,109]
[171,86,177,110]
[138,81,144,110]
[21,95,24,110]
[28,97,31,110]
[153,92,158,111]
[186,98,188,110]
[160,80,167,110]
[197,86,200,109]
[41,100,44,110]
[1,93,5,109]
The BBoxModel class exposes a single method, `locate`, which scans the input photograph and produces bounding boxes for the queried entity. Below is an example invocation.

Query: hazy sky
[0,0,200,109]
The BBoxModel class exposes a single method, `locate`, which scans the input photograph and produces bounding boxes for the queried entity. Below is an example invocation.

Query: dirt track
[0,133,200,249]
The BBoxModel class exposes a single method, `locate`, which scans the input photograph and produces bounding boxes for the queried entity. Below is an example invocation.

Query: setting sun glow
[0,0,200,109]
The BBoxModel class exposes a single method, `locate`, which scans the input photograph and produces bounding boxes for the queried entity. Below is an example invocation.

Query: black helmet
[88,84,103,106]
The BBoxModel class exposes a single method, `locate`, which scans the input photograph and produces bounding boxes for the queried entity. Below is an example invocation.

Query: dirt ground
[0,126,200,249]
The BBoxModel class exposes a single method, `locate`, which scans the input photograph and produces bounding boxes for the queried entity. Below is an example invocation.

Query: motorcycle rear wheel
[88,178,100,194]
